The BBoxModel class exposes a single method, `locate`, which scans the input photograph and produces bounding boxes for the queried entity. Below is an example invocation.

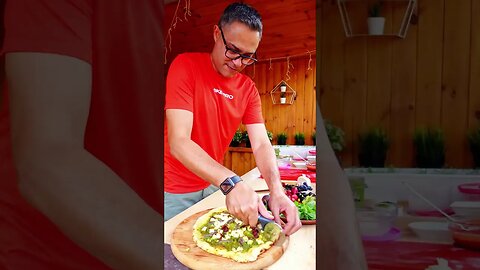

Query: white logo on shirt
[213,88,234,100]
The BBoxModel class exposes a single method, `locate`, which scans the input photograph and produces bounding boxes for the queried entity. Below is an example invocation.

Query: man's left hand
[268,191,302,235]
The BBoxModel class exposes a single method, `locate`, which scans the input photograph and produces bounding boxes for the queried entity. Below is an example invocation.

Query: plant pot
[229,141,240,147]
[280,85,287,93]
[368,17,385,35]
[280,97,287,104]
[469,144,480,168]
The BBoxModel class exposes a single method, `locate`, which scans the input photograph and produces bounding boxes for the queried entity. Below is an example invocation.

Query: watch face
[220,178,234,195]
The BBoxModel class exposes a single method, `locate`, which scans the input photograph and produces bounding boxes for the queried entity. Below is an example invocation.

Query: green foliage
[274,147,281,157]
[369,1,382,17]
[413,128,445,168]
[294,132,306,145]
[311,132,316,146]
[468,126,480,168]
[230,130,243,147]
[266,130,273,142]
[325,120,345,152]
[358,128,389,167]
[277,132,288,145]
[293,196,316,220]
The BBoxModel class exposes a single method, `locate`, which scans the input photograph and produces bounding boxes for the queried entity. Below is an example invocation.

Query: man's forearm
[252,142,283,194]
[16,148,163,270]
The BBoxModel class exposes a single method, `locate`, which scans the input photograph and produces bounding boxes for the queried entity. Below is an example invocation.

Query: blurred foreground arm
[316,109,367,270]
[6,53,163,270]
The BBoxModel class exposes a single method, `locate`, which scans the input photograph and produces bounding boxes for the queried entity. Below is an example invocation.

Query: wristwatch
[219,175,243,195]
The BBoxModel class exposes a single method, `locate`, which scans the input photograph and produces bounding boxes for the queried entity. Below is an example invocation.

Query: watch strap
[220,175,242,195]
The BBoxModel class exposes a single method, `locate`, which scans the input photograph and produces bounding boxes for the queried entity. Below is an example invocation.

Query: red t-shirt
[1,0,164,269]
[164,53,264,193]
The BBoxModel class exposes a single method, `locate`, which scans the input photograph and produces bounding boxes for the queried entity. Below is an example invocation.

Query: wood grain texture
[468,0,480,163]
[389,1,418,167]
[318,0,478,168]
[415,0,443,128]
[164,0,315,62]
[171,209,289,270]
[441,0,471,168]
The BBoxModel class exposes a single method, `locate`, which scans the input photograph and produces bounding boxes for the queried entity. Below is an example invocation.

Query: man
[1,0,165,269]
[164,2,301,235]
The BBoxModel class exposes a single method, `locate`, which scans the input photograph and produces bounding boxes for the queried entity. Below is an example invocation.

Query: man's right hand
[225,181,273,227]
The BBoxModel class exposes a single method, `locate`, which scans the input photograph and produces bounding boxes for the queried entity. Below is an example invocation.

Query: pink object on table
[364,241,480,270]
[277,164,292,170]
[458,183,480,194]
[308,149,316,155]
[262,167,316,182]
[362,227,401,242]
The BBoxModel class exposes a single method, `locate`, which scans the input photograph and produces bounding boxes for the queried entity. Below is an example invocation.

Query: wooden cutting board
[171,209,289,270]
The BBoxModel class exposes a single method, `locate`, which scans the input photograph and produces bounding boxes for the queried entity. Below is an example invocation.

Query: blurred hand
[226,181,273,227]
[268,191,302,235]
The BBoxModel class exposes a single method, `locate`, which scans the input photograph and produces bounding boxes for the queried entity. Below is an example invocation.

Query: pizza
[192,207,281,262]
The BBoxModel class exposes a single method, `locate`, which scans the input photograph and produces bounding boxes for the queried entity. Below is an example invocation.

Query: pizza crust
[192,207,280,262]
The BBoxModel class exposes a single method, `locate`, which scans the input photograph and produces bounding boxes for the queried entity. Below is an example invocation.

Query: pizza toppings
[197,210,273,252]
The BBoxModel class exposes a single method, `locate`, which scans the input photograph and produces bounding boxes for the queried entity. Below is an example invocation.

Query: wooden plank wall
[227,57,317,176]
[318,0,480,168]
[243,57,317,145]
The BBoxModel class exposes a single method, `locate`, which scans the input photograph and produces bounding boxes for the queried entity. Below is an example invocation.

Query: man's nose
[232,57,243,67]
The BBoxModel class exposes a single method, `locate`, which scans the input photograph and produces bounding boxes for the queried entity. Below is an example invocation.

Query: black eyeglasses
[219,26,258,66]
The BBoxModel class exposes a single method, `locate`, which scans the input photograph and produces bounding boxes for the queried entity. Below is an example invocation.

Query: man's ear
[213,25,220,42]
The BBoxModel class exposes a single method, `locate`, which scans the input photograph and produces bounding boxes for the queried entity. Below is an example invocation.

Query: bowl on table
[356,202,397,237]
[408,221,452,242]
[450,201,480,218]
[448,217,480,250]
[292,161,307,169]
[306,162,316,171]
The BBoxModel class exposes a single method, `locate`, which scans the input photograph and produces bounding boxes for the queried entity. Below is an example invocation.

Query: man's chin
[223,65,239,77]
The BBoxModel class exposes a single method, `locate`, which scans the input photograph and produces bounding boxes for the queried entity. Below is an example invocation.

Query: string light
[285,56,295,81]
[164,0,192,64]
[259,50,316,63]
[307,50,313,71]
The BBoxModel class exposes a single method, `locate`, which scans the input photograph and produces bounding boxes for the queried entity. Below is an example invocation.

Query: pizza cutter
[258,215,282,240]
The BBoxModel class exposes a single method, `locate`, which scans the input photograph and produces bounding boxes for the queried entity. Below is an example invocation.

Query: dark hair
[218,2,263,38]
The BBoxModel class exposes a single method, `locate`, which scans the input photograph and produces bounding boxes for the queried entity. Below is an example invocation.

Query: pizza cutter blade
[258,215,282,240]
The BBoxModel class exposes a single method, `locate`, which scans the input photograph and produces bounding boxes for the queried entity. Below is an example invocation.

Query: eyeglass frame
[218,25,258,66]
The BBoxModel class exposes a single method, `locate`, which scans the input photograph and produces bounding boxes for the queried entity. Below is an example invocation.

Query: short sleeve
[165,54,195,112]
[1,0,92,64]
[242,84,264,124]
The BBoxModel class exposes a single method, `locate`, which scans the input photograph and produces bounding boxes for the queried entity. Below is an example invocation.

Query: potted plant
[280,91,287,104]
[358,127,389,167]
[413,127,445,168]
[267,130,273,143]
[325,120,345,153]
[277,132,288,145]
[367,1,385,35]
[242,131,252,148]
[294,132,305,145]
[311,132,316,146]
[229,129,243,147]
[467,126,480,168]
